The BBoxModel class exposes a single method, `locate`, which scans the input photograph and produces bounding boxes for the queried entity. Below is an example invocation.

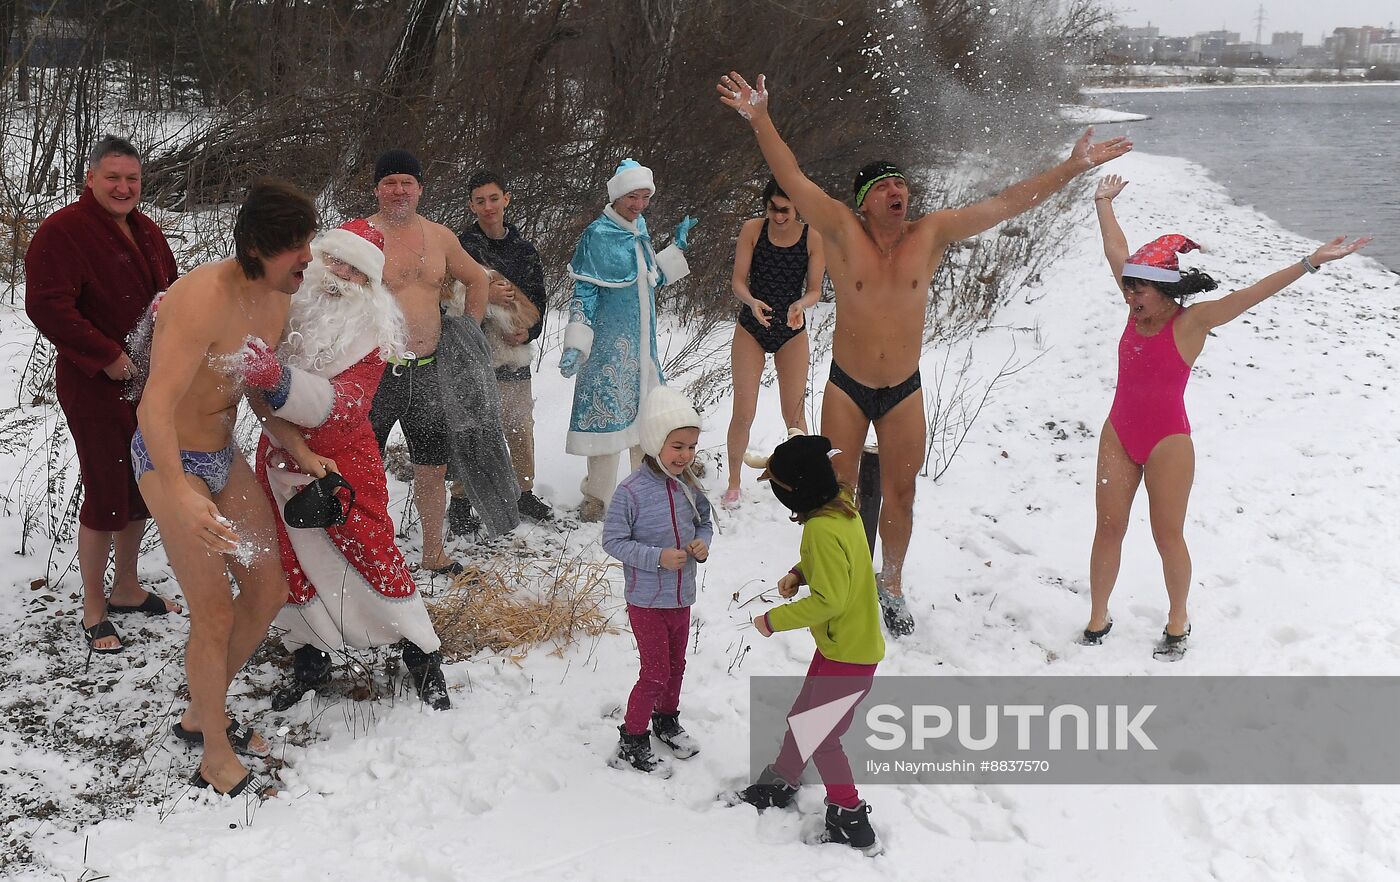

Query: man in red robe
[24,135,181,653]
[251,219,449,711]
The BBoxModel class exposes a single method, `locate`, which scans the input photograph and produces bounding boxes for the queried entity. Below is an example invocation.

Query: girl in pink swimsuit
[1082,175,1370,661]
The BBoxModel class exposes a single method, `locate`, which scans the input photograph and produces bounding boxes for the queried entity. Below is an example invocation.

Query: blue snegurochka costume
[562,160,691,457]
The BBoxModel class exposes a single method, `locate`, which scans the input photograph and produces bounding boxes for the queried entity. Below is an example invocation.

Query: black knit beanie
[852,160,905,207]
[375,149,423,184]
[763,434,841,515]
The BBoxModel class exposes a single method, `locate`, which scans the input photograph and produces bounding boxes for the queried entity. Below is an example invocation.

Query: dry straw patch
[428,556,620,664]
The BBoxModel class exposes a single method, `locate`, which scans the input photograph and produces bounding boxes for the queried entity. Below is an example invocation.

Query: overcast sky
[1105,0,1396,42]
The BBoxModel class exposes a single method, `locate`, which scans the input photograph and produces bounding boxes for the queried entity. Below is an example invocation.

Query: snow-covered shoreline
[1056,104,1149,124]
[1086,80,1400,95]
[4,148,1399,881]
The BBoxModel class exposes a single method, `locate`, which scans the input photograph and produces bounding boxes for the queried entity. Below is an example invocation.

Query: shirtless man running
[365,149,490,575]
[719,71,1131,636]
[136,179,318,796]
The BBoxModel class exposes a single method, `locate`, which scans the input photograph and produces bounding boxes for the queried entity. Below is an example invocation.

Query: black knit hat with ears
[761,434,841,515]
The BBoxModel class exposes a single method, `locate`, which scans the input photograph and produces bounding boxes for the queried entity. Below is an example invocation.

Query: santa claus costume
[252,219,449,710]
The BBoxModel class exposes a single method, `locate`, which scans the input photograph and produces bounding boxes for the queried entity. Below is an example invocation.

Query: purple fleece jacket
[602,464,714,609]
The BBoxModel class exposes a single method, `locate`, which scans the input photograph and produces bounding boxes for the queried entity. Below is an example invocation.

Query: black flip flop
[81,619,124,654]
[430,561,465,576]
[107,591,173,616]
[1078,617,1113,646]
[172,719,272,758]
[191,768,276,799]
[1152,624,1191,662]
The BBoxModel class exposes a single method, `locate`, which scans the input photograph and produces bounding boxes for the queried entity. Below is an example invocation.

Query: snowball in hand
[213,335,283,389]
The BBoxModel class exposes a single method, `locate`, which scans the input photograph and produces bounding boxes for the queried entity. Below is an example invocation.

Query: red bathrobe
[24,188,177,530]
[255,346,440,653]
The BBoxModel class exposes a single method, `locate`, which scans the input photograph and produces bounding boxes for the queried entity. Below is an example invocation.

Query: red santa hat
[312,218,386,284]
[1122,234,1202,284]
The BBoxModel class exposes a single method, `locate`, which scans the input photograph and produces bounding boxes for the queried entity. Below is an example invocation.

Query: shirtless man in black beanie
[365,148,491,575]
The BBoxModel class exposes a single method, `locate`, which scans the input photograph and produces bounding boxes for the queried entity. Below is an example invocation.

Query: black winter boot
[448,496,482,536]
[294,645,333,684]
[517,491,554,522]
[650,711,699,759]
[401,641,451,711]
[608,725,672,778]
[821,800,883,856]
[270,645,332,711]
[735,764,798,809]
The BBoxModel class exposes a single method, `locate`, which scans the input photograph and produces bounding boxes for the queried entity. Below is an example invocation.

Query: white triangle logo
[787,690,867,763]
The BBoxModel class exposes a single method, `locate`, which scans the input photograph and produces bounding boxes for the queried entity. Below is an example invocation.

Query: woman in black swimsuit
[724,179,826,509]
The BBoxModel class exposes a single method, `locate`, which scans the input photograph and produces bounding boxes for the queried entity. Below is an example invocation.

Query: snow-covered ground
[1085,81,1400,95]
[1078,65,1374,86]
[1057,104,1148,124]
[3,148,1399,881]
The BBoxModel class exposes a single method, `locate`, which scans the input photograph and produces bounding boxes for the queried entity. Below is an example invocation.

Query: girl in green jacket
[732,432,885,857]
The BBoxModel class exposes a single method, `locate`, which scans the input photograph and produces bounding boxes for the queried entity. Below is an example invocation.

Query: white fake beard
[282,261,408,373]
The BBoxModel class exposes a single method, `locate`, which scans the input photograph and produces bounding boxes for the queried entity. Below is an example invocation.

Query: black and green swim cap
[853,160,906,207]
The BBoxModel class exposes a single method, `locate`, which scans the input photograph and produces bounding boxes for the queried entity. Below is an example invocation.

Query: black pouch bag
[283,472,356,529]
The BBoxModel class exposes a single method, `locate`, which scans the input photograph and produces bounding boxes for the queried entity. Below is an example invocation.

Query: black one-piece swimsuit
[738,221,810,354]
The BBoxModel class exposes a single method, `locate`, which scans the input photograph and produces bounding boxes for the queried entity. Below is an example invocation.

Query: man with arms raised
[135,179,317,797]
[719,71,1130,636]
[365,149,490,575]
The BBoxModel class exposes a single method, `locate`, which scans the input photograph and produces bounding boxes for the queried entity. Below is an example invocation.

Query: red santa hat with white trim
[1122,234,1202,284]
[312,218,386,284]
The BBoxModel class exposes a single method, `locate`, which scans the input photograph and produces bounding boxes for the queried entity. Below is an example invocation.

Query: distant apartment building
[1154,37,1199,64]
[1370,38,1400,65]
[1106,24,1160,63]
[1221,43,1269,65]
[1266,32,1304,62]
[1193,30,1241,65]
[1296,44,1334,67]
[1327,26,1390,64]
[1098,22,1389,71]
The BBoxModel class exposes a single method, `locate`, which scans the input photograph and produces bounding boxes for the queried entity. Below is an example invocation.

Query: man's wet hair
[233,178,318,279]
[1123,268,1219,303]
[761,177,788,207]
[87,135,141,171]
[467,169,507,195]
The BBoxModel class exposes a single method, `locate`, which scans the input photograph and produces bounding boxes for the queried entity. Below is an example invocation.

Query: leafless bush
[922,340,1044,481]
[925,180,1088,344]
[0,406,79,554]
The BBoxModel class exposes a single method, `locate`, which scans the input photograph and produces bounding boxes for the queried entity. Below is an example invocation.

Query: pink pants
[772,649,878,809]
[624,604,691,735]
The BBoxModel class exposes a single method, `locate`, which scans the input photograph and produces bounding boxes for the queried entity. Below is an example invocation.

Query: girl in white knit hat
[601,384,713,777]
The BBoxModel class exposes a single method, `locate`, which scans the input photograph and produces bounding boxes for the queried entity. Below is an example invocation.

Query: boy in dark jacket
[455,169,553,523]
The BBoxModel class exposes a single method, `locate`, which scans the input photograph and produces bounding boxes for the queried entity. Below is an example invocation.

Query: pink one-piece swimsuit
[1108,308,1191,465]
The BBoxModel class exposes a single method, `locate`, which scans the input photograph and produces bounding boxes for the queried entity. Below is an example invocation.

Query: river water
[1095,84,1400,272]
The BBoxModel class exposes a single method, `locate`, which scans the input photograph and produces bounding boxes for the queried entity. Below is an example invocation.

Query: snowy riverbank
[4,148,1399,881]
[1085,80,1400,95]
